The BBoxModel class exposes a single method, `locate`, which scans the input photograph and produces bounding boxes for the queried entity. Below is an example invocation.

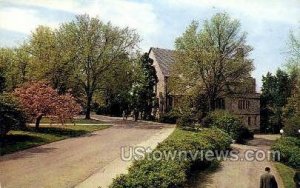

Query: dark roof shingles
[151,47,175,77]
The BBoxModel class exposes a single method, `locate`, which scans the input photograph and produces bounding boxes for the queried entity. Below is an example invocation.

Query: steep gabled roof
[150,47,175,77]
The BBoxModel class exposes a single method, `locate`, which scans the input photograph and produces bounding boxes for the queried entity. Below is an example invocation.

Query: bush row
[110,128,231,188]
[158,109,253,143]
[272,136,300,169]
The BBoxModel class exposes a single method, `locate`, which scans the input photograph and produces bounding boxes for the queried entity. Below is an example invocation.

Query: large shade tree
[58,14,139,119]
[261,70,293,133]
[171,13,254,112]
[282,29,300,121]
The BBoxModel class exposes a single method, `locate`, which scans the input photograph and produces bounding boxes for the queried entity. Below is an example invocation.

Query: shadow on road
[185,161,221,188]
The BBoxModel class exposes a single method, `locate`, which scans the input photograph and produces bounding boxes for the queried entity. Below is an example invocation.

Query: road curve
[0,115,175,188]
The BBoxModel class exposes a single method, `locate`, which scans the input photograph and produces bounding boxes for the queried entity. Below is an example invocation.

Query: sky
[0,0,299,91]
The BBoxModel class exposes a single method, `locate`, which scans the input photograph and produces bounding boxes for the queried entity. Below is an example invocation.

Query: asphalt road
[0,115,175,188]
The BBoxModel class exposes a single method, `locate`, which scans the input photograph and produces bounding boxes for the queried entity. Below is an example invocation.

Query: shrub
[159,110,179,124]
[112,159,187,188]
[205,110,253,143]
[283,116,300,137]
[272,137,300,168]
[158,109,195,129]
[110,128,231,188]
[14,81,81,128]
[0,94,27,137]
[176,114,194,129]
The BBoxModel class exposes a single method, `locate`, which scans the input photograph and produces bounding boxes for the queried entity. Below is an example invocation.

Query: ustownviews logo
[120,146,280,162]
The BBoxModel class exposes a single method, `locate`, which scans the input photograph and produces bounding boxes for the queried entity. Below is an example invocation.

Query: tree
[14,81,81,129]
[0,45,30,91]
[27,26,74,93]
[14,45,30,84]
[286,31,300,71]
[171,12,253,112]
[53,93,83,124]
[94,55,136,117]
[261,70,293,132]
[130,53,157,120]
[0,48,15,91]
[139,53,158,119]
[280,28,300,133]
[58,14,139,119]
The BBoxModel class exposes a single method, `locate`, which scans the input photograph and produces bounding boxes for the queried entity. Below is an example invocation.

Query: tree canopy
[171,12,254,111]
[57,14,140,119]
[0,14,140,120]
[260,70,293,132]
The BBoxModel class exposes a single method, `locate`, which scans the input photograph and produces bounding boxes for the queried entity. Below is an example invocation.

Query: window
[167,96,173,112]
[215,98,225,109]
[248,117,251,126]
[238,100,250,110]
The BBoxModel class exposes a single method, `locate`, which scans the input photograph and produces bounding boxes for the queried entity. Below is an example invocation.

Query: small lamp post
[280,129,284,137]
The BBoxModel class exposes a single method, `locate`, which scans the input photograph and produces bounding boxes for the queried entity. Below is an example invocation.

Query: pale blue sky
[0,0,299,90]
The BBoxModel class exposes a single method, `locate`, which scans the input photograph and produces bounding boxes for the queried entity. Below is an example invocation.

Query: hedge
[110,128,231,188]
[204,110,253,143]
[272,137,300,168]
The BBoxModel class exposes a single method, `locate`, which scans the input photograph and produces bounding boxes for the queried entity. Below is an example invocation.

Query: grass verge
[274,162,295,188]
[39,117,105,124]
[0,124,111,155]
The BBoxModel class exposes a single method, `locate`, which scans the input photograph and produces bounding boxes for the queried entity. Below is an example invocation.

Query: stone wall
[225,96,260,130]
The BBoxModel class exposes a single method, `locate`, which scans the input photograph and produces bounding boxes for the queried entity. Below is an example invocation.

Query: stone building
[149,47,260,130]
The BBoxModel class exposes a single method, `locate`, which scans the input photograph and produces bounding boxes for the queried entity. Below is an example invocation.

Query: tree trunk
[134,109,139,121]
[85,95,92,119]
[208,97,216,112]
[35,115,43,130]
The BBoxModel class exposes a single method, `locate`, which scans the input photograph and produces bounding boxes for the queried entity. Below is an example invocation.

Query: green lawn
[39,117,105,124]
[274,162,295,188]
[0,123,111,155]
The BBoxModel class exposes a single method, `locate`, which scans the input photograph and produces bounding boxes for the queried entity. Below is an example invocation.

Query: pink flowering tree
[14,81,81,129]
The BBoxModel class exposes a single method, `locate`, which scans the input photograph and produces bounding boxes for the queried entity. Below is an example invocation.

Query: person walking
[122,110,126,120]
[260,167,278,188]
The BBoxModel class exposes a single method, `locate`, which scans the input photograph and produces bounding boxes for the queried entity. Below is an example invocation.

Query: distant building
[149,47,260,130]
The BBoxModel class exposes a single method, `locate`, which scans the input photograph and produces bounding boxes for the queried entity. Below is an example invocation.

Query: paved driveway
[188,134,284,188]
[0,115,175,188]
